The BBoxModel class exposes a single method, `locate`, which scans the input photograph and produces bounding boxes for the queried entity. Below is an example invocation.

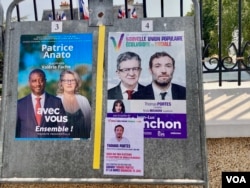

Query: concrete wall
[204,82,250,138]
[1,68,249,187]
[1,1,248,187]
[0,16,206,182]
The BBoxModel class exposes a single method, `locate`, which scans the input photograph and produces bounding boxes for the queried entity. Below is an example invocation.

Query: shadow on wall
[204,82,250,126]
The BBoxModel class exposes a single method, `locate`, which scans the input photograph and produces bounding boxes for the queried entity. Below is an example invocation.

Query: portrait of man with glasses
[107,51,145,100]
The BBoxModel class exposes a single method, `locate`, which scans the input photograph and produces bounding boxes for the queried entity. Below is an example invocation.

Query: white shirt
[31,93,45,114]
[152,83,172,100]
[120,83,139,99]
[109,137,130,145]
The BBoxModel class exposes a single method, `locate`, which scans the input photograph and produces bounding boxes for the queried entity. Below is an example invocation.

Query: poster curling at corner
[104,117,144,176]
[16,33,93,140]
[107,31,187,139]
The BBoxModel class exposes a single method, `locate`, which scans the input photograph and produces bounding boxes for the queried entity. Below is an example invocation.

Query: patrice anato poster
[107,32,187,139]
[16,34,93,140]
[103,117,144,176]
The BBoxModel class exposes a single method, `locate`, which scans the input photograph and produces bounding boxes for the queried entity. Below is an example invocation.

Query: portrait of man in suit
[16,69,67,138]
[134,51,186,100]
[108,51,145,100]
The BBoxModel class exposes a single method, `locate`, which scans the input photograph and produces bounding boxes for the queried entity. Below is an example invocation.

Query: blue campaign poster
[16,33,93,140]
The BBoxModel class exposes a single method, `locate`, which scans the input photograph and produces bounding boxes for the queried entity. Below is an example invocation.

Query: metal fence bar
[180,0,183,17]
[16,4,20,22]
[0,0,24,177]
[142,0,147,17]
[237,0,242,86]
[218,0,222,86]
[200,0,203,39]
[69,0,74,20]
[2,0,249,86]
[161,0,164,17]
[201,0,250,86]
[124,0,128,18]
[9,0,189,21]
[51,0,56,20]
[33,0,38,21]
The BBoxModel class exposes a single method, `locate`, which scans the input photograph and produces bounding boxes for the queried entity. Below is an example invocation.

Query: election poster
[106,32,187,139]
[104,117,144,176]
[16,33,93,140]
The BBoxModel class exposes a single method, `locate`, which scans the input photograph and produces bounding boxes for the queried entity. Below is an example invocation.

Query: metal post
[218,0,222,86]
[237,0,242,86]
[180,0,183,17]
[124,0,128,18]
[69,0,74,20]
[51,0,56,20]
[33,0,38,21]
[160,0,164,17]
[143,0,147,18]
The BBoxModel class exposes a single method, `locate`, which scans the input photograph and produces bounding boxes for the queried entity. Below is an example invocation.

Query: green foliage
[75,66,93,104]
[45,79,58,96]
[185,3,194,16]
[18,80,59,99]
[18,86,31,99]
[201,0,250,60]
[242,0,250,60]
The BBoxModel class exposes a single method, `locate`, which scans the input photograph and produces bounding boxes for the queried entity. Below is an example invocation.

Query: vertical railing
[16,4,20,21]
[161,0,164,17]
[218,0,222,86]
[11,0,188,21]
[8,0,250,85]
[201,0,250,86]
[51,0,56,20]
[124,0,128,18]
[13,0,76,21]
[180,0,183,17]
[237,0,242,85]
[33,0,38,21]
[142,0,147,17]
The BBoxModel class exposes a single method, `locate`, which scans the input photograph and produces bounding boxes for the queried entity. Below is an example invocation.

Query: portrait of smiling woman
[57,70,91,139]
[112,100,126,113]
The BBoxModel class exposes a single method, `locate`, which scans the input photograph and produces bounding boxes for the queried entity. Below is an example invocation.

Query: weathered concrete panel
[89,0,114,26]
[0,0,207,186]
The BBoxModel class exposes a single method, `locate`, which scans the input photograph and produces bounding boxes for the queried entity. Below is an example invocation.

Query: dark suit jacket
[133,83,186,100]
[107,82,145,99]
[16,92,66,138]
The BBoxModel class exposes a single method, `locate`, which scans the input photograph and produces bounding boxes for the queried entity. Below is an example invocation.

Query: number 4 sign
[141,20,153,31]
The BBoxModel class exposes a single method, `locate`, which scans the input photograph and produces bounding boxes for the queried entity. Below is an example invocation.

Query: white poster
[106,32,187,139]
[104,117,144,176]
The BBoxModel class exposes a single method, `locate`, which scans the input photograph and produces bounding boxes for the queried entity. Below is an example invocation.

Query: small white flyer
[104,117,144,176]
